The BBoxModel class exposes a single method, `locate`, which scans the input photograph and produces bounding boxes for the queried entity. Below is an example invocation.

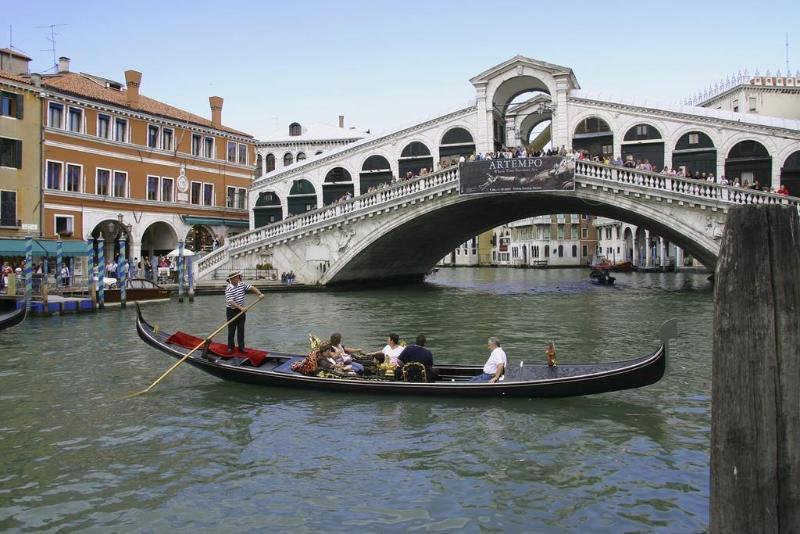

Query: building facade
[501,214,596,267]
[35,57,256,264]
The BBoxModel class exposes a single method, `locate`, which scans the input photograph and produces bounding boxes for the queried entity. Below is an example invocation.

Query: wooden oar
[126,295,265,398]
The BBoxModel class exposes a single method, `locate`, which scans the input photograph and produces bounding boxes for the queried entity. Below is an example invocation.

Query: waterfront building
[31,56,256,265]
[501,214,597,268]
[0,53,41,241]
[593,217,688,270]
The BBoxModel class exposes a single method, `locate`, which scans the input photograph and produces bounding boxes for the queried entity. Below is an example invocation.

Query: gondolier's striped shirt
[226,282,252,309]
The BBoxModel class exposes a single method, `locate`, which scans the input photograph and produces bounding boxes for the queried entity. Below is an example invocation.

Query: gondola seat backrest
[401,362,427,383]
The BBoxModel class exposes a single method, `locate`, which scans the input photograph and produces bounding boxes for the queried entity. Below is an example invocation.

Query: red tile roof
[0,69,33,85]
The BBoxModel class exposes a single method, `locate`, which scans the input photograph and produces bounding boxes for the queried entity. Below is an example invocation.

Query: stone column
[660,237,667,269]
[475,84,493,154]
[632,234,639,267]
[675,246,684,271]
[551,77,570,151]
[717,151,726,182]
[645,230,652,268]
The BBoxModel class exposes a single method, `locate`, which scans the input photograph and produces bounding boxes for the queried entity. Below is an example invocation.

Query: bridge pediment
[470,55,579,89]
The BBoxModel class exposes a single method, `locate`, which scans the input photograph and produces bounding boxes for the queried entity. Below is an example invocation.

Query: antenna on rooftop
[6,25,30,58]
[786,33,791,74]
[37,23,67,72]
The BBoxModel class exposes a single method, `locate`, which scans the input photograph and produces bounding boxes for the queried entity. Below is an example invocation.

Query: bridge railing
[228,167,460,251]
[576,160,800,208]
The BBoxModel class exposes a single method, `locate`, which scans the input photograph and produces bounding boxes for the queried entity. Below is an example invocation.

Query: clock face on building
[177,175,189,193]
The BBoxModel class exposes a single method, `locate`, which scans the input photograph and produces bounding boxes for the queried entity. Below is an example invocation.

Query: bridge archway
[572,117,613,158]
[780,151,800,196]
[672,131,716,175]
[622,123,664,169]
[438,127,476,164]
[524,118,552,151]
[287,179,317,216]
[321,190,720,285]
[490,76,553,150]
[323,167,354,205]
[398,141,433,178]
[360,155,392,193]
[725,140,772,187]
[254,191,282,227]
[265,153,275,173]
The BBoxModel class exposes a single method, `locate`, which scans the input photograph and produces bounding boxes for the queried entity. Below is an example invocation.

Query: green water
[0,268,713,532]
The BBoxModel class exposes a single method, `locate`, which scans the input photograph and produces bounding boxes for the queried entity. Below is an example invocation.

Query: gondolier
[225,271,263,353]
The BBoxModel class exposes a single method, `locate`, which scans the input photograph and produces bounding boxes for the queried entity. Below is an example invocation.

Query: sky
[5,0,798,139]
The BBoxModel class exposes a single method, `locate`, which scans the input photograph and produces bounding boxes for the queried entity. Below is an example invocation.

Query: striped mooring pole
[24,236,32,311]
[119,235,127,309]
[178,239,185,303]
[97,236,105,309]
[86,237,96,310]
[187,255,194,303]
[56,237,63,288]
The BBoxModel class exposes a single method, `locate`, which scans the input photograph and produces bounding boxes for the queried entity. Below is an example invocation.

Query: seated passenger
[470,336,507,383]
[366,333,403,366]
[397,334,437,382]
[330,333,364,374]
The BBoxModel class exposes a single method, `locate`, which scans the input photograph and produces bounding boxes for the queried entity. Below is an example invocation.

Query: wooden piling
[711,204,800,533]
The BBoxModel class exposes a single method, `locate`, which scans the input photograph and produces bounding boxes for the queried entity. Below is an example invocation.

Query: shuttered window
[0,138,22,169]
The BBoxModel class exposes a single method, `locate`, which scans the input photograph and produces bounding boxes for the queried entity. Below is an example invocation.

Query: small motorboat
[135,304,675,398]
[0,303,26,331]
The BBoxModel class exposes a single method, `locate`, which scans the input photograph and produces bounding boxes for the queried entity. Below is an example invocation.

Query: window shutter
[14,140,22,169]
[16,94,23,119]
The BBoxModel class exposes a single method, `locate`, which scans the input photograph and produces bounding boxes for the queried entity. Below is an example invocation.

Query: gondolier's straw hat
[227,270,242,281]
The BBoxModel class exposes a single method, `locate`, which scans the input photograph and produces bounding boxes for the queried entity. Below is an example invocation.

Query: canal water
[0,268,713,532]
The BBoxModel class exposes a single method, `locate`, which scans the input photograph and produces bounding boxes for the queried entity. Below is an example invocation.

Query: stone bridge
[196,160,799,284]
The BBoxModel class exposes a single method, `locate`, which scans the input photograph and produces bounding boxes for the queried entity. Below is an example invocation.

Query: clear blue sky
[6,0,797,138]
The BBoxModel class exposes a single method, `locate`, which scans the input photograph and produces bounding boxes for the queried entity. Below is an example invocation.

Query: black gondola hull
[0,305,26,331]
[135,305,667,398]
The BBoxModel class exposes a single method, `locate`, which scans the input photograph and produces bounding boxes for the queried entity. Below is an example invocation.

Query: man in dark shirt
[397,334,437,382]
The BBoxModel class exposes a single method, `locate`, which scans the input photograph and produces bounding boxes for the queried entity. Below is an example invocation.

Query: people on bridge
[470,337,507,383]
[396,334,436,382]
[225,270,263,354]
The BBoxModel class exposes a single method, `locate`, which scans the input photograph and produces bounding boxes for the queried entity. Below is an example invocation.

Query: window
[46,161,62,189]
[162,128,173,151]
[227,141,237,163]
[616,227,620,239]
[147,176,160,200]
[48,102,64,128]
[161,177,173,202]
[191,182,201,204]
[296,152,306,162]
[284,152,293,166]
[203,137,214,158]
[113,171,127,198]
[55,214,73,236]
[542,226,550,240]
[1,92,22,118]
[581,227,588,239]
[147,125,160,148]
[97,114,111,139]
[114,118,128,142]
[266,153,275,172]
[635,125,647,136]
[65,164,82,192]
[558,245,564,257]
[732,99,739,112]
[572,224,579,240]
[68,107,83,133]
[582,245,588,257]
[557,225,564,239]
[237,188,246,209]
[191,134,201,156]
[96,169,110,195]
[203,183,213,206]
[572,245,578,257]
[0,190,16,226]
[749,97,757,112]
[688,133,699,145]
[0,138,22,168]
[226,186,236,207]
[289,123,301,136]
[238,143,247,165]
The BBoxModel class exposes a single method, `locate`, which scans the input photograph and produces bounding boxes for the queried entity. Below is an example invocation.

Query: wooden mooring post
[711,205,800,533]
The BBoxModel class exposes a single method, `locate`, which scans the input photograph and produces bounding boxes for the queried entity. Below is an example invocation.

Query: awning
[0,238,89,257]
[182,216,249,228]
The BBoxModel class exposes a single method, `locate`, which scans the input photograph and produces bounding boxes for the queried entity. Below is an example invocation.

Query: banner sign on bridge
[459,156,576,195]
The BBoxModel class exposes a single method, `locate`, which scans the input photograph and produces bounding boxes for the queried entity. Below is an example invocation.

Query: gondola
[135,305,676,398]
[590,269,616,285]
[0,304,26,331]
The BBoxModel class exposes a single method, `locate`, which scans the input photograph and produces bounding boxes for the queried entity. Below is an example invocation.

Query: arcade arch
[398,141,433,177]
[185,225,217,253]
[781,151,800,196]
[288,179,317,216]
[621,123,664,169]
[725,140,771,186]
[672,131,716,175]
[90,219,133,267]
[572,117,613,158]
[323,167,354,205]
[360,155,393,194]
[141,221,178,259]
[438,127,476,163]
[254,191,283,228]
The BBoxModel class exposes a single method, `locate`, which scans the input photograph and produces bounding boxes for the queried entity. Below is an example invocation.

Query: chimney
[58,56,70,73]
[31,73,42,88]
[124,70,142,107]
[209,96,223,128]
[338,115,344,128]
